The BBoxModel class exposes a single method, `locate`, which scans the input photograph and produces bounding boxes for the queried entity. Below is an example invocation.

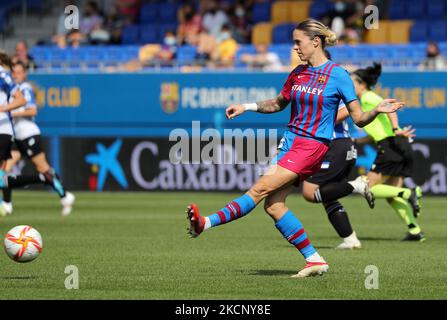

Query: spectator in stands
[11,41,37,71]
[420,41,446,71]
[104,5,125,44]
[177,4,202,45]
[228,1,250,44]
[115,0,142,25]
[66,29,85,49]
[210,24,238,68]
[194,28,217,67]
[202,1,229,38]
[240,44,283,71]
[80,1,104,36]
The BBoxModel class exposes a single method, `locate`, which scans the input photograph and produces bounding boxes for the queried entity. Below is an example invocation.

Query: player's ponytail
[296,19,337,48]
[353,62,382,89]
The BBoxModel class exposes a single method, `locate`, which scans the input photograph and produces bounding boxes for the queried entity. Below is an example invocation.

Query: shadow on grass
[249,270,296,276]
[360,237,399,241]
[0,276,38,280]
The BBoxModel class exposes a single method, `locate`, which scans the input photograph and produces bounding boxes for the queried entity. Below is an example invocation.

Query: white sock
[344,231,359,244]
[204,217,211,231]
[348,177,365,194]
[306,252,325,263]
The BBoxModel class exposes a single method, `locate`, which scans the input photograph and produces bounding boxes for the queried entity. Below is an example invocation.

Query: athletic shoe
[61,192,75,216]
[408,186,422,218]
[403,232,426,242]
[360,175,375,209]
[1,202,13,215]
[292,261,329,278]
[335,239,362,250]
[186,203,205,238]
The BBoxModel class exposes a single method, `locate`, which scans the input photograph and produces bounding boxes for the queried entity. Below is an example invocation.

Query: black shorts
[371,136,414,177]
[306,138,357,186]
[0,134,13,161]
[12,135,43,159]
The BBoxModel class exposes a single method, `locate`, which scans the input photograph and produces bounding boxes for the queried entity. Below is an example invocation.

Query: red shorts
[274,131,329,181]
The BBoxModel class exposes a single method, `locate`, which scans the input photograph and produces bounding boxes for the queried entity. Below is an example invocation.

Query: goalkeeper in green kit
[350,63,424,241]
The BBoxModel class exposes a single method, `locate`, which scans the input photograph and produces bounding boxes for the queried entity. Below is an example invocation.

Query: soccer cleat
[335,240,362,250]
[359,175,375,209]
[292,261,329,278]
[61,192,75,216]
[408,186,422,218]
[186,203,205,238]
[1,202,13,215]
[403,232,426,242]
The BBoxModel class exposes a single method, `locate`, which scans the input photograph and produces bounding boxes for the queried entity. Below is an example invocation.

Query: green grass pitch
[0,191,446,300]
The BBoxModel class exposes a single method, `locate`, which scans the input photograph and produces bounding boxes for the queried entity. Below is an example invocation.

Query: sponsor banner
[59,137,447,195]
[29,72,447,138]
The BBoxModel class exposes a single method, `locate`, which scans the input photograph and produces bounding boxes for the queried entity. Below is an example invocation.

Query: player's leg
[369,172,421,216]
[303,181,360,249]
[1,150,21,215]
[264,185,328,277]
[385,176,425,241]
[187,164,299,237]
[30,150,75,215]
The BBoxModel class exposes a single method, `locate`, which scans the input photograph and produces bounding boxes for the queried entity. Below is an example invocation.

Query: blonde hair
[295,19,337,47]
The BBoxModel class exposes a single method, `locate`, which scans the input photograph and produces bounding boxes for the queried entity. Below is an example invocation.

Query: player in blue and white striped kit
[302,101,374,249]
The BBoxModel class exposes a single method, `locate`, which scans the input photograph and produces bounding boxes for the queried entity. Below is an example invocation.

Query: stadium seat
[388,20,413,44]
[364,20,390,44]
[427,0,446,19]
[271,1,290,24]
[289,1,311,23]
[388,0,407,20]
[252,2,271,23]
[139,3,158,24]
[252,22,273,45]
[429,21,447,42]
[272,23,295,44]
[269,44,293,65]
[407,0,427,19]
[140,25,159,44]
[158,23,178,42]
[177,45,197,66]
[326,46,353,63]
[122,25,140,44]
[158,3,178,22]
[309,0,334,19]
[410,21,429,42]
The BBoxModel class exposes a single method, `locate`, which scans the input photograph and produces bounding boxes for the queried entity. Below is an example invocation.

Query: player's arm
[0,89,26,112]
[11,107,37,118]
[386,111,416,138]
[336,105,349,124]
[346,99,404,128]
[226,93,289,119]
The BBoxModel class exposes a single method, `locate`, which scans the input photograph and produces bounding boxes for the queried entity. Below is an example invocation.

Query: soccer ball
[4,225,43,263]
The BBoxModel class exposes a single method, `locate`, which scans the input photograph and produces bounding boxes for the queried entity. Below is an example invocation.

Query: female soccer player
[0,54,67,217]
[350,63,424,241]
[186,19,404,277]
[1,62,74,216]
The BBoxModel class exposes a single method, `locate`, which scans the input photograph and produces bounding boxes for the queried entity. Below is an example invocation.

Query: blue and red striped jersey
[280,60,357,142]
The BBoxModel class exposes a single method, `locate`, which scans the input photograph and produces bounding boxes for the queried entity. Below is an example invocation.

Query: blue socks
[275,210,316,259]
[208,194,256,227]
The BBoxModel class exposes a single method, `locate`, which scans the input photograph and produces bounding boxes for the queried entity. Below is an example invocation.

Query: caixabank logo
[84,139,129,191]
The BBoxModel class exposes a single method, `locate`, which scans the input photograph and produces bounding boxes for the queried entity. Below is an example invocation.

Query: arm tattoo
[256,95,289,113]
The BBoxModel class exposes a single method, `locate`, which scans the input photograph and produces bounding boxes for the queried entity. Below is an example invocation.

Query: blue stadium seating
[309,0,334,19]
[410,21,429,42]
[158,3,178,22]
[427,0,446,19]
[139,3,158,24]
[252,2,271,23]
[177,45,197,66]
[388,0,407,20]
[122,25,140,44]
[272,24,295,44]
[429,21,447,42]
[407,0,427,19]
[139,25,159,44]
